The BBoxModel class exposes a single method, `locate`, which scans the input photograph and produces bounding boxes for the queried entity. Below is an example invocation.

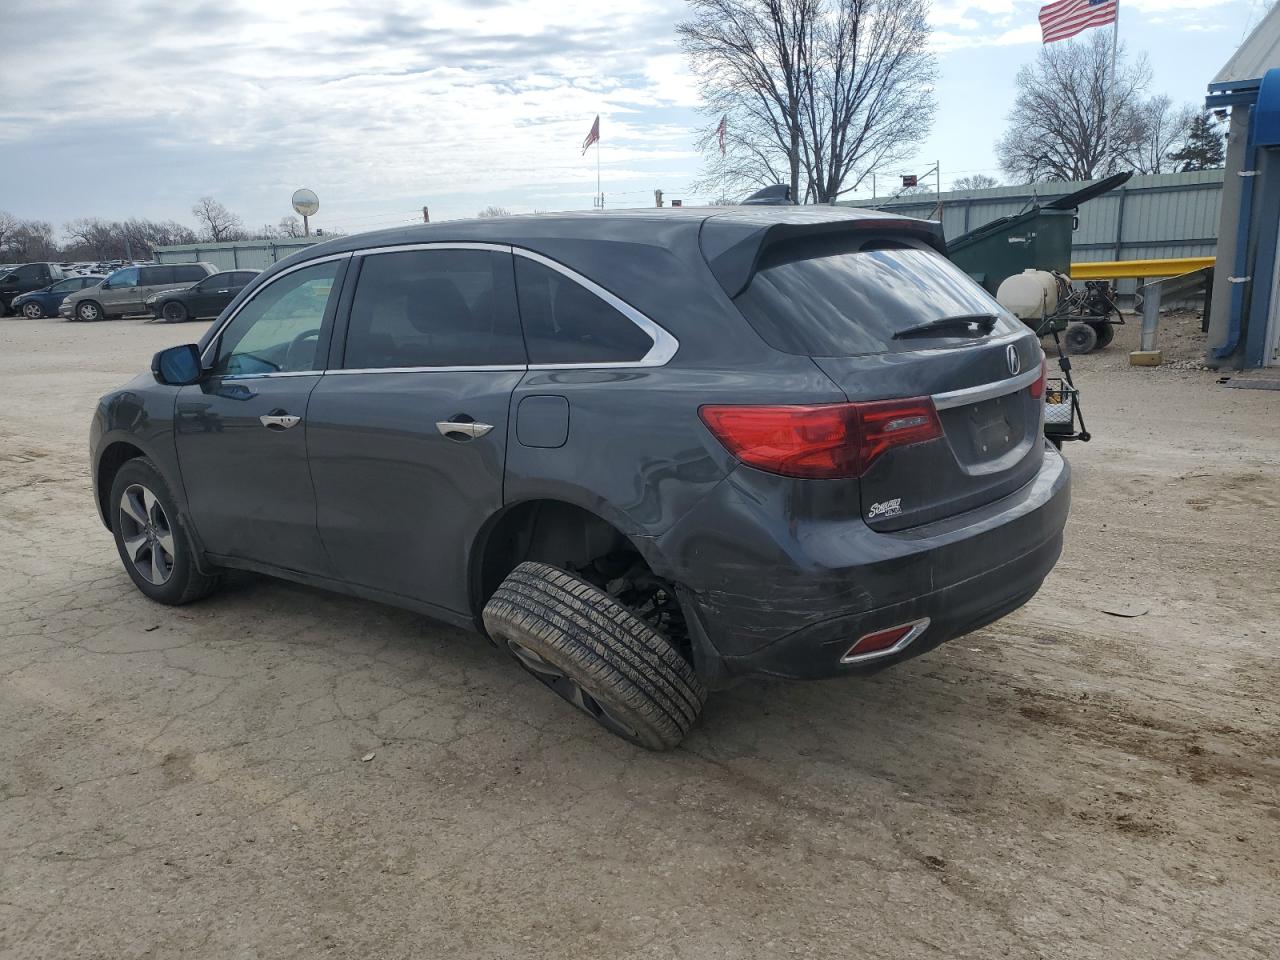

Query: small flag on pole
[581,115,600,155]
[1039,0,1117,44]
[716,115,727,155]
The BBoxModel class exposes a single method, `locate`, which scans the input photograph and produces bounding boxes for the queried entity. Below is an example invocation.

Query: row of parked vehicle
[0,261,259,322]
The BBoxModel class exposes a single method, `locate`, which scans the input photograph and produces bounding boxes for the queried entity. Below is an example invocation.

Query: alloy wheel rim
[504,638,640,742]
[118,483,176,585]
[164,303,183,321]
[80,303,99,320]
[23,303,42,319]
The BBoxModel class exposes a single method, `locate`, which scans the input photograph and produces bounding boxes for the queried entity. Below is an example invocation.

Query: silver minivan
[62,262,217,321]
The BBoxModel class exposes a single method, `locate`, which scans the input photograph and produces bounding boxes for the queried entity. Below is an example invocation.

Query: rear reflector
[699,398,942,480]
[841,617,931,664]
[1029,356,1047,399]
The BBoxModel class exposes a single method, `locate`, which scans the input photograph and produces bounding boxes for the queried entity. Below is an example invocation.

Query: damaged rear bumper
[652,443,1070,682]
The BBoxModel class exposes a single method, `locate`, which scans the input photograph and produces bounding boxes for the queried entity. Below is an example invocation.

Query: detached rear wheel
[483,561,706,750]
[109,458,220,605]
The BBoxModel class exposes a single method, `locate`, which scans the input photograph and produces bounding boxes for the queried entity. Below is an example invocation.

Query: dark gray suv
[90,207,1070,749]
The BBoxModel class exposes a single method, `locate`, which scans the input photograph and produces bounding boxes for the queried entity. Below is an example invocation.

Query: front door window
[212,261,340,377]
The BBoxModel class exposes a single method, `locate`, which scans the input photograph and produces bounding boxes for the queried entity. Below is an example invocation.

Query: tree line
[0,197,312,264]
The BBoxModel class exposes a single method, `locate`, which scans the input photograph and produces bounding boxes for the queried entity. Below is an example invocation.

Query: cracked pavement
[1,314,1277,959]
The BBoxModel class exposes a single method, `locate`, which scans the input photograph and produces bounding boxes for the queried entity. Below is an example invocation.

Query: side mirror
[152,344,204,386]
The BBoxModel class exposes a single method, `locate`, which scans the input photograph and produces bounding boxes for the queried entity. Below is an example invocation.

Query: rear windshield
[733,236,1019,357]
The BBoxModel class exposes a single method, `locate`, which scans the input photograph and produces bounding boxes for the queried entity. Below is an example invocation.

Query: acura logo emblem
[1006,344,1021,376]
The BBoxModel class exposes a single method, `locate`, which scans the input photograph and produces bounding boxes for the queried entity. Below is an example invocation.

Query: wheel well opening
[474,500,690,658]
[97,442,145,529]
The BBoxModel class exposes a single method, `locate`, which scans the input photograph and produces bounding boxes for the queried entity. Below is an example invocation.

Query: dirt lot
[1,312,1277,959]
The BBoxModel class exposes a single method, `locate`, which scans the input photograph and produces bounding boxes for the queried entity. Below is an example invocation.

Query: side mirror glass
[152,344,204,386]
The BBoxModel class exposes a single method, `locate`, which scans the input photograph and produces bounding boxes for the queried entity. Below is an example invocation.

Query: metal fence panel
[153,238,317,271]
[845,170,1223,265]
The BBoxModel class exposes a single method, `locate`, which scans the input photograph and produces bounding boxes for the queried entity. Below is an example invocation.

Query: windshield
[734,236,1019,357]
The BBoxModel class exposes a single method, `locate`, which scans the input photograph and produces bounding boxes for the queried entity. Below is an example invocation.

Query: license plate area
[966,395,1019,457]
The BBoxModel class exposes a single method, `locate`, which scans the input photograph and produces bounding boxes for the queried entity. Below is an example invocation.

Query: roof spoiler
[702,215,946,299]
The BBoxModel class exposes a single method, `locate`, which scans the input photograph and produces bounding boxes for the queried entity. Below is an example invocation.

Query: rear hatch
[731,232,1044,531]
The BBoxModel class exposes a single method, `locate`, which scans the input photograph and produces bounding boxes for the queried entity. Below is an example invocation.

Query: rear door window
[140,266,173,285]
[733,236,1019,357]
[342,249,524,369]
[514,257,653,365]
[174,264,210,282]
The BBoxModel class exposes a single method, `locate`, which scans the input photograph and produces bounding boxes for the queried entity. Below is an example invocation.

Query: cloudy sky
[0,0,1262,238]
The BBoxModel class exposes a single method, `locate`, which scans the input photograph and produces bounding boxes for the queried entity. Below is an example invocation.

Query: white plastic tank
[996,269,1059,321]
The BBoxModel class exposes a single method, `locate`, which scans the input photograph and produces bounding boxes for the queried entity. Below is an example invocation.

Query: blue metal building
[1206,8,1280,368]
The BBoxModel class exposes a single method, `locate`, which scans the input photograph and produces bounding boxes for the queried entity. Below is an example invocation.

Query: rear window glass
[733,237,1019,357]
[174,264,210,282]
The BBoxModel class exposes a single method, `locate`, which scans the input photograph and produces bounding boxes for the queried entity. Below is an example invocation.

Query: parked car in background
[1,262,66,314]
[147,270,259,322]
[90,208,1070,749]
[10,274,105,318]
[61,262,217,321]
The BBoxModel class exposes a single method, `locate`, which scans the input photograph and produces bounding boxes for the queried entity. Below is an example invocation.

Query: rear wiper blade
[892,314,998,340]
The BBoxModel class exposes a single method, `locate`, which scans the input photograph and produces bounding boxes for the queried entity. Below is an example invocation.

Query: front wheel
[76,300,104,322]
[109,457,220,605]
[162,301,189,323]
[483,561,706,750]
[1064,322,1098,355]
[21,302,45,319]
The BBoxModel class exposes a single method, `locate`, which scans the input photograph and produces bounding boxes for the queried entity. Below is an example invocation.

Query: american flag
[1039,0,1117,44]
[716,115,727,155]
[581,115,600,155]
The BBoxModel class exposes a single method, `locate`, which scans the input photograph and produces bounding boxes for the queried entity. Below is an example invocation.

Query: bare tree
[191,197,243,242]
[277,215,303,238]
[1120,96,1197,175]
[679,0,935,204]
[0,210,17,254]
[477,205,511,218]
[952,174,999,191]
[996,31,1150,182]
[1,218,57,260]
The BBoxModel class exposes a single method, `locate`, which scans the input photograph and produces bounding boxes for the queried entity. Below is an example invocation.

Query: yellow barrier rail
[1070,257,1215,280]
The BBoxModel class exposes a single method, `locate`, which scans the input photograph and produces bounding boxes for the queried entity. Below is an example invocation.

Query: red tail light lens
[699,398,942,480]
[1029,356,1047,399]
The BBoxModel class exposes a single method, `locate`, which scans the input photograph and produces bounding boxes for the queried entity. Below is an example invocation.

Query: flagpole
[596,137,601,209]
[1104,2,1119,174]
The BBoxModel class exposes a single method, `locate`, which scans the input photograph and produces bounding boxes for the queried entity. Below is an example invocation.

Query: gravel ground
[1,311,1277,959]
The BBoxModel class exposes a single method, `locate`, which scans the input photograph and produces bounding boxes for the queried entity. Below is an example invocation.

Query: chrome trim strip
[931,366,1040,411]
[354,241,513,255]
[840,617,931,665]
[325,364,526,375]
[200,251,354,364]
[513,248,679,369]
[219,370,323,381]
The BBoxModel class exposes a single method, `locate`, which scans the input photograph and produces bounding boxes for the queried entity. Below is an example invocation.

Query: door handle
[260,413,301,430]
[436,420,493,439]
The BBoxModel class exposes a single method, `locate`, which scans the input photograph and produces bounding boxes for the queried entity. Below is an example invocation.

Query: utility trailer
[947,172,1133,353]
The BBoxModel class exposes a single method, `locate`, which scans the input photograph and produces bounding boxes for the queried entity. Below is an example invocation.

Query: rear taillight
[1029,356,1047,399]
[699,398,942,480]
